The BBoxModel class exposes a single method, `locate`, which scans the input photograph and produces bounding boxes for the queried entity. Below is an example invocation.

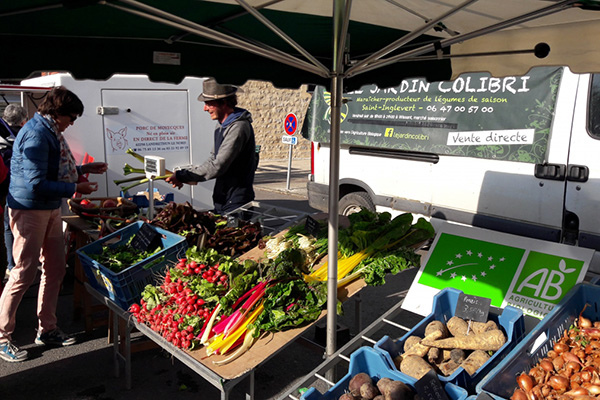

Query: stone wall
[237,80,312,161]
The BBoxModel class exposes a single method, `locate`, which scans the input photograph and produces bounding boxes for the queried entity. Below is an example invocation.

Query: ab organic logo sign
[505,251,584,318]
[417,233,587,318]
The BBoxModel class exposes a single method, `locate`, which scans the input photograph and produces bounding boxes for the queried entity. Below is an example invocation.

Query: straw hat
[197,78,241,101]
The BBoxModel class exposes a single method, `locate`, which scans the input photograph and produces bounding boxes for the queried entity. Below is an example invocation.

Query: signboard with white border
[403,220,594,320]
[282,135,298,145]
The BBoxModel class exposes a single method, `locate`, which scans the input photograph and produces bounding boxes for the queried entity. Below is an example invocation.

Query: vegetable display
[149,202,263,257]
[512,309,600,400]
[86,233,161,273]
[129,210,432,365]
[392,316,507,380]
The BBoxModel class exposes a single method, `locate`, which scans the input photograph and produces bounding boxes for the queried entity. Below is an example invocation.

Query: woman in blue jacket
[0,87,107,362]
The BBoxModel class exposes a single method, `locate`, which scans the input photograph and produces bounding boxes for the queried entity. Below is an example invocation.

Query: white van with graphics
[305,67,600,252]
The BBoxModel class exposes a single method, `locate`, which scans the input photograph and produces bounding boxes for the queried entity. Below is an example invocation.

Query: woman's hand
[81,162,108,175]
[76,181,99,195]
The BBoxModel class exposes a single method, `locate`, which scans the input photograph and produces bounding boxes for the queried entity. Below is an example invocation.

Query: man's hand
[166,174,183,189]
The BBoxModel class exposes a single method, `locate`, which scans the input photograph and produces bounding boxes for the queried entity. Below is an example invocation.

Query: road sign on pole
[284,113,297,135]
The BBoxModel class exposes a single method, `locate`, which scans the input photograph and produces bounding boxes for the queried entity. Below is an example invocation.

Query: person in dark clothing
[167,78,258,215]
[0,105,27,284]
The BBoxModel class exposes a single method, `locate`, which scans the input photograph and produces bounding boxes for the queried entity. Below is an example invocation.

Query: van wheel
[339,192,375,216]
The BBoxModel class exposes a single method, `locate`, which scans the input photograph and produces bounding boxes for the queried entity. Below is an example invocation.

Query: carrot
[420,329,506,351]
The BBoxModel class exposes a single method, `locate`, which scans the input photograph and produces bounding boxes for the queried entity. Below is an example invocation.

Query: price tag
[455,293,491,323]
[305,216,321,237]
[414,370,450,400]
[130,223,163,252]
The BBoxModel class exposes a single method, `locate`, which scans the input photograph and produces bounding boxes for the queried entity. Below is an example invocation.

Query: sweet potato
[420,329,506,351]
[400,355,435,380]
[461,350,490,375]
[376,377,394,395]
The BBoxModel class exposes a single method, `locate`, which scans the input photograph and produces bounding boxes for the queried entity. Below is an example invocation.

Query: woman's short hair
[3,104,27,126]
[38,86,84,119]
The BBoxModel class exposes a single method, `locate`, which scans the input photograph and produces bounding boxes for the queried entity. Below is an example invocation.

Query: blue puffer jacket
[7,113,77,210]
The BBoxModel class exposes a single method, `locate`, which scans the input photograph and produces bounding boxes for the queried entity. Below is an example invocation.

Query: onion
[511,389,528,400]
[539,359,554,372]
[517,373,534,392]
[554,342,569,354]
[582,383,600,395]
[566,387,590,396]
[579,316,592,328]
[548,375,570,391]
[563,351,583,365]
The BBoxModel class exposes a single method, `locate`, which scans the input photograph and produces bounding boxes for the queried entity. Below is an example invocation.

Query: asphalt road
[0,165,424,400]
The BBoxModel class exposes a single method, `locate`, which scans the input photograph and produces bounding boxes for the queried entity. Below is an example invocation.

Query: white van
[19,73,216,210]
[305,66,600,251]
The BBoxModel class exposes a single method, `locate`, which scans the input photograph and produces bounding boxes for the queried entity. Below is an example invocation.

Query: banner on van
[303,67,563,163]
[403,221,593,319]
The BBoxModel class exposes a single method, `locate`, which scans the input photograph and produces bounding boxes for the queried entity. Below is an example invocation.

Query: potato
[400,355,435,380]
[360,382,380,400]
[349,372,373,397]
[339,393,357,400]
[377,377,394,395]
[382,380,415,400]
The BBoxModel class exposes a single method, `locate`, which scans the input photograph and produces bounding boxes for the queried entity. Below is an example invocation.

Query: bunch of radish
[129,257,229,350]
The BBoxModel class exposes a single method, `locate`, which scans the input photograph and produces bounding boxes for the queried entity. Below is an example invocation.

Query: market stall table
[83,276,368,400]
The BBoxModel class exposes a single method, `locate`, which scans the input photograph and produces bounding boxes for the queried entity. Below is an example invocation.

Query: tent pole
[326,0,347,370]
[326,73,342,362]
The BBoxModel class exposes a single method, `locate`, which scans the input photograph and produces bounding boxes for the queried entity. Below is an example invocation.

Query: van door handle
[534,163,566,181]
[566,164,589,182]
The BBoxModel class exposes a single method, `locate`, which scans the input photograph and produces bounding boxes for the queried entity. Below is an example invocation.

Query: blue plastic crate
[301,346,467,400]
[374,288,525,395]
[120,190,174,208]
[476,282,600,400]
[77,221,187,309]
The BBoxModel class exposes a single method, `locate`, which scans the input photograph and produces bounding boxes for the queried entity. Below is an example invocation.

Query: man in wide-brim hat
[167,78,258,215]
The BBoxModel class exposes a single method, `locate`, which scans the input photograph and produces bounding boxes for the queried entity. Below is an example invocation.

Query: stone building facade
[237,80,312,161]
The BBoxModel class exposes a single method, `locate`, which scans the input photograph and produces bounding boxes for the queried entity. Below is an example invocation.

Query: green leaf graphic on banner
[512,251,583,305]
[418,233,526,306]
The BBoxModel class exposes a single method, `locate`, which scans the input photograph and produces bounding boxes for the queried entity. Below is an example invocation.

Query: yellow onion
[539,359,554,372]
[549,375,570,391]
[517,373,534,392]
[581,382,600,395]
[511,389,528,400]
[554,342,570,354]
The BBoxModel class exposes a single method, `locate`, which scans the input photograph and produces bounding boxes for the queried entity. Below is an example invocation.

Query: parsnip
[420,329,506,351]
